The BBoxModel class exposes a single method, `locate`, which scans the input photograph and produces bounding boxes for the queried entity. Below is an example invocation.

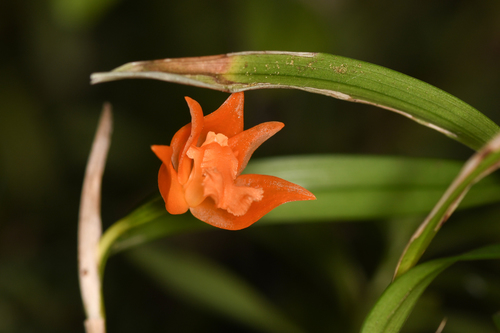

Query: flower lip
[152,92,315,230]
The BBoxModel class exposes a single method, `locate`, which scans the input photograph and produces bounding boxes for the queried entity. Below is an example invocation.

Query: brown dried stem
[78,103,113,333]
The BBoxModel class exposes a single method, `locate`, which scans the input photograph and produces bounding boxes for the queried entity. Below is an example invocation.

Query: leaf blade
[361,243,500,333]
[395,133,500,278]
[91,52,499,150]
[98,155,500,269]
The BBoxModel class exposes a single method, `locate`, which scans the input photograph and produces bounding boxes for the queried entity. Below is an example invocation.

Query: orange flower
[151,92,315,230]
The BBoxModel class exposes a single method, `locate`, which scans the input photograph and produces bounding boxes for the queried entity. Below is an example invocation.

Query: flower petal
[183,146,206,207]
[170,124,191,170]
[201,92,244,140]
[151,144,172,165]
[228,121,284,176]
[190,174,316,230]
[170,93,244,170]
[178,96,205,184]
[151,145,189,214]
[199,142,263,216]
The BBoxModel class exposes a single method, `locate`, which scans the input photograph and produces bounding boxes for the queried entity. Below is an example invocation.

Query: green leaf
[245,155,500,222]
[361,243,500,333]
[127,245,306,333]
[98,155,500,276]
[91,52,499,150]
[395,132,500,278]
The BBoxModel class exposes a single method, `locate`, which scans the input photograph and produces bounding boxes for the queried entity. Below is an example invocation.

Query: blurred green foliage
[2,0,500,332]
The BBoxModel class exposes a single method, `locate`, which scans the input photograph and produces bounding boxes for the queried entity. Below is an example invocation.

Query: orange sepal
[169,93,245,170]
[201,92,244,140]
[151,145,189,214]
[170,124,191,170]
[229,121,284,176]
[177,97,204,184]
[190,174,316,230]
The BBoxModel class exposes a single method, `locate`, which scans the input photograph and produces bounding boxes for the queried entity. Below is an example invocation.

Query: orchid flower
[151,92,315,230]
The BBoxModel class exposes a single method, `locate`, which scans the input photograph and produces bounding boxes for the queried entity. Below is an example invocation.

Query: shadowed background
[2,0,500,332]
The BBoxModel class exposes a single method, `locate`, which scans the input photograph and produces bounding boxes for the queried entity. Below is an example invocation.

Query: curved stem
[78,103,113,333]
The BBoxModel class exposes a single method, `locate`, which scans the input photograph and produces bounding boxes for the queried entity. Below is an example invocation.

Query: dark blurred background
[2,0,500,332]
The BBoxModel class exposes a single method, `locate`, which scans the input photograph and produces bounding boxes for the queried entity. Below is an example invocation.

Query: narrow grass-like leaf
[127,245,306,333]
[245,155,500,222]
[91,52,499,150]
[395,133,500,278]
[361,243,500,333]
[98,155,500,276]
